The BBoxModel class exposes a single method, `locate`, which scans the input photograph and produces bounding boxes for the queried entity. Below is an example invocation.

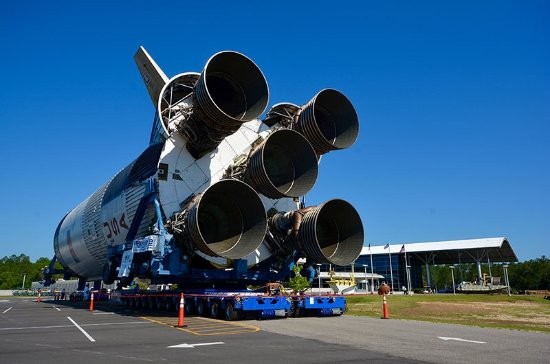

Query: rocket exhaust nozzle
[246,129,318,199]
[298,199,364,266]
[298,89,359,155]
[194,51,269,133]
[186,180,267,259]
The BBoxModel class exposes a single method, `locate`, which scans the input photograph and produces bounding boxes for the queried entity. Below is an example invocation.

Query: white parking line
[0,321,148,331]
[0,324,70,331]
[2,307,12,314]
[53,306,61,311]
[67,317,96,342]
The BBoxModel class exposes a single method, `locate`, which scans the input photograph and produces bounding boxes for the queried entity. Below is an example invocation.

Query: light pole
[21,273,27,290]
[362,264,368,292]
[449,266,455,295]
[503,264,511,296]
[387,245,394,292]
[316,263,322,293]
[405,264,411,294]
[370,250,375,294]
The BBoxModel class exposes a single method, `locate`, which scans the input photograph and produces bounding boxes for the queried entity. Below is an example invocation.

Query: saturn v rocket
[52,47,364,285]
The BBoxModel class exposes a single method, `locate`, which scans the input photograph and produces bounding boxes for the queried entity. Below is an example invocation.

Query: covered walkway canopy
[358,237,517,290]
[360,237,518,264]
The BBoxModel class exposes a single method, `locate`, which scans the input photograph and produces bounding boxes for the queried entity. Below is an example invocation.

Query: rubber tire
[224,302,238,321]
[184,298,194,315]
[210,302,220,318]
[196,299,206,317]
[164,299,173,312]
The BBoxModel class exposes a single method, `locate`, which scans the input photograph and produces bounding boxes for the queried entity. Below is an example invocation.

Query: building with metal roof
[321,237,517,293]
[359,237,517,264]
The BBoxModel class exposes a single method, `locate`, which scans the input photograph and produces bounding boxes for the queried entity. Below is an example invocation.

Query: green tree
[286,264,310,293]
[509,256,550,291]
[0,254,54,289]
[0,254,31,289]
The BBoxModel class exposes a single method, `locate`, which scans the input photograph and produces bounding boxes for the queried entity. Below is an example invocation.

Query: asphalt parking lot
[1,296,549,363]
[0,297,419,364]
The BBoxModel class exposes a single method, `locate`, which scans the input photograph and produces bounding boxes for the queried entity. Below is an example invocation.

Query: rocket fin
[134,46,169,107]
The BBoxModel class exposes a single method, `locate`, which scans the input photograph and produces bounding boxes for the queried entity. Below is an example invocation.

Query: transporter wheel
[157,297,165,310]
[342,302,348,315]
[164,298,174,312]
[288,302,296,317]
[184,298,195,315]
[150,297,159,310]
[210,302,221,318]
[224,302,239,321]
[289,300,302,318]
[196,299,206,317]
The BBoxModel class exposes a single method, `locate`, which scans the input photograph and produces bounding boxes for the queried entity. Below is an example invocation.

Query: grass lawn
[345,294,550,332]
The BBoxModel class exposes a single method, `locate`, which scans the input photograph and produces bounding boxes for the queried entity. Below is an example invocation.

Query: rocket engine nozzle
[185,180,267,259]
[297,199,363,266]
[297,89,359,155]
[187,51,269,157]
[246,129,318,199]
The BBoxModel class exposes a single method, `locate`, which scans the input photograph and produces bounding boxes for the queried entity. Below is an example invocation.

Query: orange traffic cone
[382,294,389,319]
[89,292,94,311]
[37,290,41,303]
[177,293,187,327]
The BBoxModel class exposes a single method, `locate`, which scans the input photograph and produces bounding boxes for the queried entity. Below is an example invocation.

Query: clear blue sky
[1,1,548,262]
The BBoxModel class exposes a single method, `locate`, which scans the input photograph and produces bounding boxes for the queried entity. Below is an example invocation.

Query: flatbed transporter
[110,283,347,321]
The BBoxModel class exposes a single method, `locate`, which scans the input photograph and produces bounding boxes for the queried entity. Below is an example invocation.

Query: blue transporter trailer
[112,283,347,321]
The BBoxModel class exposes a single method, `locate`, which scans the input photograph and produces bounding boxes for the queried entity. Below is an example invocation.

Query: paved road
[253,314,549,363]
[1,297,548,363]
